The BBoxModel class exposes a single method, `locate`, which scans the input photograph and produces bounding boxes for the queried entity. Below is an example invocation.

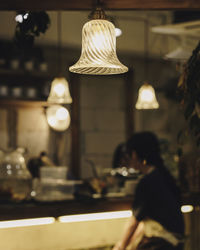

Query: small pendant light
[136,21,159,110]
[135,83,159,110]
[48,12,72,104]
[69,5,128,75]
[46,105,71,132]
[47,77,72,104]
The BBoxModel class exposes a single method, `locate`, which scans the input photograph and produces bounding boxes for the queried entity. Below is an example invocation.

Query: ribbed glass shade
[47,77,72,104]
[135,83,159,110]
[46,105,71,132]
[69,19,128,75]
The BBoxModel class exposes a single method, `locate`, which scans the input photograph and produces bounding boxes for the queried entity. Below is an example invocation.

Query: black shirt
[132,168,185,235]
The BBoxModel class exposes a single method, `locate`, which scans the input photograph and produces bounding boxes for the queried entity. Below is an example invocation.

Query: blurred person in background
[113,131,185,250]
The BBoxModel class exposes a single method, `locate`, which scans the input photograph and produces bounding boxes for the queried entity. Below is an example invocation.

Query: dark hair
[126,131,164,168]
[112,143,128,168]
[126,131,180,197]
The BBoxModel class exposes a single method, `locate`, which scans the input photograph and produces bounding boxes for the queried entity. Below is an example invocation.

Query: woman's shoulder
[140,168,160,182]
[136,169,164,191]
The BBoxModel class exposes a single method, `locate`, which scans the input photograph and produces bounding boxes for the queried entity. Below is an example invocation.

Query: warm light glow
[0,217,55,229]
[58,210,132,223]
[135,83,159,109]
[15,13,29,23]
[69,19,128,75]
[54,83,66,97]
[181,205,194,213]
[115,27,122,37]
[15,14,23,23]
[56,107,69,120]
[48,77,72,104]
[46,105,71,131]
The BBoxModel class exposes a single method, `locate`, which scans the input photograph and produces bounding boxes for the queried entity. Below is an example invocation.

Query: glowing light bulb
[46,105,71,131]
[141,88,154,102]
[115,27,122,37]
[23,13,29,19]
[15,14,23,23]
[47,77,72,104]
[56,107,69,121]
[53,83,65,97]
[181,205,194,213]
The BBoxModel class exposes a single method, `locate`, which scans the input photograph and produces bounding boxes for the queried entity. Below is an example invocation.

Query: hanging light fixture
[46,105,71,132]
[47,77,72,104]
[164,36,193,62]
[69,2,128,75]
[136,21,159,110]
[48,12,72,104]
[135,83,159,109]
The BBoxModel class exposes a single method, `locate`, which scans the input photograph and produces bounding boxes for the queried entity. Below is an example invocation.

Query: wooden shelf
[0,99,49,109]
[0,68,51,79]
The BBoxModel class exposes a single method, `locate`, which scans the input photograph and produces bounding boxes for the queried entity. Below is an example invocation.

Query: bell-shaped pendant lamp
[135,83,159,110]
[48,12,72,105]
[47,77,72,104]
[46,105,71,132]
[69,7,128,75]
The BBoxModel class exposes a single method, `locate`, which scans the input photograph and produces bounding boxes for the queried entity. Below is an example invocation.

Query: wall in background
[0,42,187,178]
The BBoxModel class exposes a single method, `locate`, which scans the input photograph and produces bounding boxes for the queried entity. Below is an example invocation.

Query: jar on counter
[0,147,32,202]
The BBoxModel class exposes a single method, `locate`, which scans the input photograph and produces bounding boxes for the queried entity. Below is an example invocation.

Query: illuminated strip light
[0,217,55,229]
[181,205,194,213]
[58,210,132,223]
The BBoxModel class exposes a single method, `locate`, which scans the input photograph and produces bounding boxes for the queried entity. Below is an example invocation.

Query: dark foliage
[178,42,200,147]
[14,11,50,54]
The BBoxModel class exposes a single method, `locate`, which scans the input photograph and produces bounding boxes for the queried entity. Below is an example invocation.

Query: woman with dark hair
[113,132,185,250]
[112,143,129,169]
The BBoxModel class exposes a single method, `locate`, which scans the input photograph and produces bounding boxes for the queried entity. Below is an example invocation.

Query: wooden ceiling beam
[1,0,200,11]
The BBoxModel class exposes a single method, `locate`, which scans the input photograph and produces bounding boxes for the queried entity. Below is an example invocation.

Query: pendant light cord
[57,11,62,76]
[144,20,149,82]
[96,0,102,6]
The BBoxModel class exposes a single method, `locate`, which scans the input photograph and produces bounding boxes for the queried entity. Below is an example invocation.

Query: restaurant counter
[0,192,199,221]
[0,193,199,250]
[0,196,134,221]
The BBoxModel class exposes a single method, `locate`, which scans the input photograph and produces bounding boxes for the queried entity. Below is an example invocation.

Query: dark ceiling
[0,0,200,11]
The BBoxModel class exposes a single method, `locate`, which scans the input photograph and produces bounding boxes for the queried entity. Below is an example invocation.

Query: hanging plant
[14,11,50,52]
[178,42,200,147]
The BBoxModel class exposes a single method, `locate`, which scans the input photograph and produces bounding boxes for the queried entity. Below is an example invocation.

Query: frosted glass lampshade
[164,47,192,61]
[47,77,72,104]
[69,19,128,75]
[135,83,159,110]
[46,105,71,131]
